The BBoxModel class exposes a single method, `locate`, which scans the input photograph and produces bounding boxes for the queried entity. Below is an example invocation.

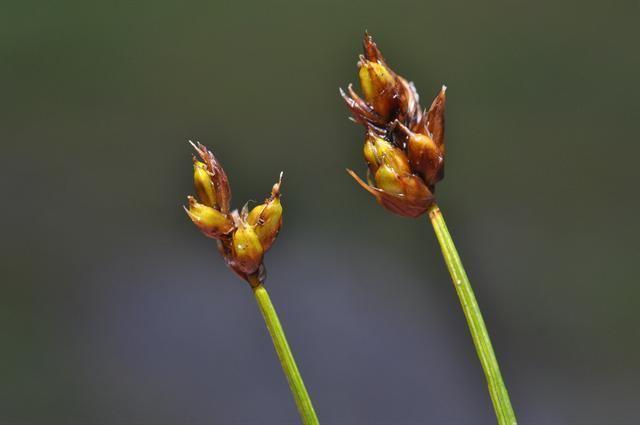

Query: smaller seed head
[185,143,285,286]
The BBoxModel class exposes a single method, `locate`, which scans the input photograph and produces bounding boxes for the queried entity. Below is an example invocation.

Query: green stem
[428,203,517,425]
[250,278,319,425]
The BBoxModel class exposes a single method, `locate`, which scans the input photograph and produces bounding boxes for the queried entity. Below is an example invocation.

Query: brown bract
[341,32,447,217]
[347,169,432,218]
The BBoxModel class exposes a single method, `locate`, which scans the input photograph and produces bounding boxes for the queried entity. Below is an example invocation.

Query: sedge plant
[340,33,517,425]
[184,142,319,425]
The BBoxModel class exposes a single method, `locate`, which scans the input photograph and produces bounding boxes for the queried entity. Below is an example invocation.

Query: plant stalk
[250,277,319,425]
[427,203,516,425]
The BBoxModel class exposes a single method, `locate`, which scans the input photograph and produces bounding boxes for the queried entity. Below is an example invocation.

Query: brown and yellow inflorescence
[185,141,282,285]
[341,32,446,217]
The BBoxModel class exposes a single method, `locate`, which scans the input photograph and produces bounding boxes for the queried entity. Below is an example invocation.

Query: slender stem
[250,277,319,425]
[427,203,517,425]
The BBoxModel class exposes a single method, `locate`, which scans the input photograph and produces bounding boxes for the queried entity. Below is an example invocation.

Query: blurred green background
[2,0,639,424]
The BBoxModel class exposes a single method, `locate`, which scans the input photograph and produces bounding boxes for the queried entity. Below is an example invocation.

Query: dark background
[2,1,639,424]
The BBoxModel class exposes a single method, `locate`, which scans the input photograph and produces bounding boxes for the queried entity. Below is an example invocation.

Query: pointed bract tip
[363,31,371,46]
[188,140,208,159]
[362,31,384,63]
[347,168,382,198]
[271,172,283,197]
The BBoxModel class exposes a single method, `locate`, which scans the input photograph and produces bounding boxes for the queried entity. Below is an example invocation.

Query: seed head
[184,142,284,286]
[341,32,447,217]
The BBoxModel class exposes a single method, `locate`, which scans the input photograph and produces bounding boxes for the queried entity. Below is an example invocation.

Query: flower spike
[184,142,283,285]
[341,33,446,217]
